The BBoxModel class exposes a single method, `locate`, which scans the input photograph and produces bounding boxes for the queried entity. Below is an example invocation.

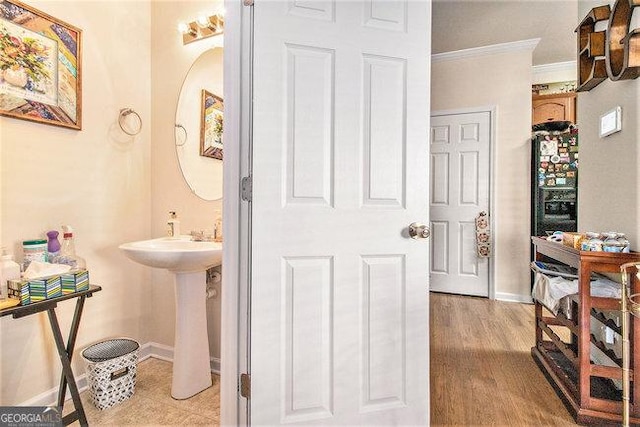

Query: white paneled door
[249,1,431,425]
[429,112,491,297]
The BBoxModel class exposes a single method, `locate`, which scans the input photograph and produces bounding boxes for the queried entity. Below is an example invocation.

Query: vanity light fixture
[177,22,196,37]
[178,14,224,45]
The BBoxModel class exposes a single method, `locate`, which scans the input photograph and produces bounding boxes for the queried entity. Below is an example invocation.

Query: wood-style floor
[430,292,579,426]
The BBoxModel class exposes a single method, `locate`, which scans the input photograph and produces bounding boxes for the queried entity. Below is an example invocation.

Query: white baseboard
[19,341,220,407]
[495,292,533,304]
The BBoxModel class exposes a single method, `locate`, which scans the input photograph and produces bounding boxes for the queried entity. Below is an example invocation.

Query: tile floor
[66,357,219,426]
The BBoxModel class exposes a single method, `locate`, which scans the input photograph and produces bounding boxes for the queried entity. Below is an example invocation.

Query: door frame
[430,106,497,300]
[221,0,252,425]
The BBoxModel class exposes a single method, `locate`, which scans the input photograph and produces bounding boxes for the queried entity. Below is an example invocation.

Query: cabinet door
[532,94,576,124]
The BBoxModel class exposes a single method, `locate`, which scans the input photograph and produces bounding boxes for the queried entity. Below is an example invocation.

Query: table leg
[56,296,86,408]
[47,307,88,427]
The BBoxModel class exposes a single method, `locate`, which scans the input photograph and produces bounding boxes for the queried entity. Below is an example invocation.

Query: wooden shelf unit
[531,237,640,424]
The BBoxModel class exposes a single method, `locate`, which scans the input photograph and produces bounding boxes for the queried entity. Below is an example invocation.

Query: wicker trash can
[82,338,140,410]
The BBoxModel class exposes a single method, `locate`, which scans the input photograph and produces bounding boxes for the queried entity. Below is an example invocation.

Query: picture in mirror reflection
[200,89,223,159]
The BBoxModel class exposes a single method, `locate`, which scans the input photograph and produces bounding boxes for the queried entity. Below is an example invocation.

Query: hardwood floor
[430,292,579,426]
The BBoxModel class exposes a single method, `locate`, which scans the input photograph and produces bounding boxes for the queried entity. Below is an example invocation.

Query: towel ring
[175,124,187,146]
[118,108,142,136]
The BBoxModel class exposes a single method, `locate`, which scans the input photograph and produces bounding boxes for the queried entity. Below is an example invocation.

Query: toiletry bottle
[0,248,21,300]
[46,230,61,261]
[168,211,181,238]
[214,212,223,243]
[59,226,86,270]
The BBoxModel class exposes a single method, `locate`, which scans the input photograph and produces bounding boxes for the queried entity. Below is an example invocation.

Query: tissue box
[61,270,89,294]
[28,276,62,302]
[7,270,90,305]
[8,279,30,305]
[563,232,584,249]
[8,275,63,305]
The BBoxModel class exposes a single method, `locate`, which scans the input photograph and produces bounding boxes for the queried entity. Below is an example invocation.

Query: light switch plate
[600,106,622,138]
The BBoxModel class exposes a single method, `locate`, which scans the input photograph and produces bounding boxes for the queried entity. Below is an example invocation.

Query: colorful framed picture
[200,89,223,160]
[0,0,82,130]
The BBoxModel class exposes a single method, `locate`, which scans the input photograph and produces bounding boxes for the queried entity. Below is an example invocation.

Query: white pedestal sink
[119,236,222,399]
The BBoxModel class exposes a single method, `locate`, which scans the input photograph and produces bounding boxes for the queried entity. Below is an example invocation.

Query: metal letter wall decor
[575,0,640,92]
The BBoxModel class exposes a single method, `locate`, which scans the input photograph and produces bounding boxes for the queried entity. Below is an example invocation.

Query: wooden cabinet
[532,93,576,125]
[531,237,640,424]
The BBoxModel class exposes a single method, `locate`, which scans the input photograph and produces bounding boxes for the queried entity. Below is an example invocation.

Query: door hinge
[241,176,252,202]
[244,0,254,6]
[240,373,251,399]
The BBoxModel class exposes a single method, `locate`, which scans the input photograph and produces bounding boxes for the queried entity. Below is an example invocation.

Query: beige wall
[431,48,534,300]
[0,0,225,405]
[0,1,152,404]
[576,1,640,247]
[150,1,223,362]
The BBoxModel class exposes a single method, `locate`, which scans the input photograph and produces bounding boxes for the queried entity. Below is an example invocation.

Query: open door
[249,1,431,424]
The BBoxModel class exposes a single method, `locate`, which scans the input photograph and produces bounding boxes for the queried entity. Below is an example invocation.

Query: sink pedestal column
[171,271,212,399]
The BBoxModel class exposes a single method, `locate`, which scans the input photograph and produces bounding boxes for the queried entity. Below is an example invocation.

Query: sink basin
[119,236,222,273]
[119,236,222,399]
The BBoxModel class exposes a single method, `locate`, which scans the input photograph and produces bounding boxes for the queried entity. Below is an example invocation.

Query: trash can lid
[82,338,139,362]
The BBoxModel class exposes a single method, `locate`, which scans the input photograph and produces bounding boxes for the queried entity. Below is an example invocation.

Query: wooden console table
[531,237,640,424]
[0,285,101,426]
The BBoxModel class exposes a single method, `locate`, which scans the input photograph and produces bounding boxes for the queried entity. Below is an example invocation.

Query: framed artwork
[0,0,82,130]
[200,89,223,160]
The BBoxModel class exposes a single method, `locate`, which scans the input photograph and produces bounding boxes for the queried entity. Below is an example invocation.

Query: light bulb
[177,22,190,34]
[196,15,210,28]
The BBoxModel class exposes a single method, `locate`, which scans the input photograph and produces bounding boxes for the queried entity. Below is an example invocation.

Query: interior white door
[249,1,431,425]
[429,111,491,297]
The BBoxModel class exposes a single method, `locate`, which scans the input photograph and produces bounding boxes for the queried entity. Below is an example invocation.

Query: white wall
[431,44,535,301]
[0,1,152,404]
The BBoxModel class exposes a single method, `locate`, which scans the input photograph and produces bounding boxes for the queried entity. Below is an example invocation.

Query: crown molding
[431,38,541,63]
[532,61,577,78]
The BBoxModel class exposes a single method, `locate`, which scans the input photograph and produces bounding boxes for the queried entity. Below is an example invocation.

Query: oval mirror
[175,48,223,201]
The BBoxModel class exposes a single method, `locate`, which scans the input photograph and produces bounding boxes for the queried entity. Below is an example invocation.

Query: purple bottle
[46,230,61,259]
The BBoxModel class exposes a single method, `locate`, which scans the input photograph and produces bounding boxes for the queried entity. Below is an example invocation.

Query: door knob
[408,222,430,239]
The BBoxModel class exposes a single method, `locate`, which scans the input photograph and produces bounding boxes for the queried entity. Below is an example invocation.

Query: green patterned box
[28,276,62,302]
[61,270,89,294]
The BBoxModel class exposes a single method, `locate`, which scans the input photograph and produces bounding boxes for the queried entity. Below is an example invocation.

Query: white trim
[532,61,576,79]
[19,342,221,407]
[495,292,534,304]
[221,0,248,425]
[430,106,497,300]
[431,38,540,63]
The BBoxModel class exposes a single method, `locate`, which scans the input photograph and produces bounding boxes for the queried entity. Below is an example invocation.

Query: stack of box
[7,269,90,305]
